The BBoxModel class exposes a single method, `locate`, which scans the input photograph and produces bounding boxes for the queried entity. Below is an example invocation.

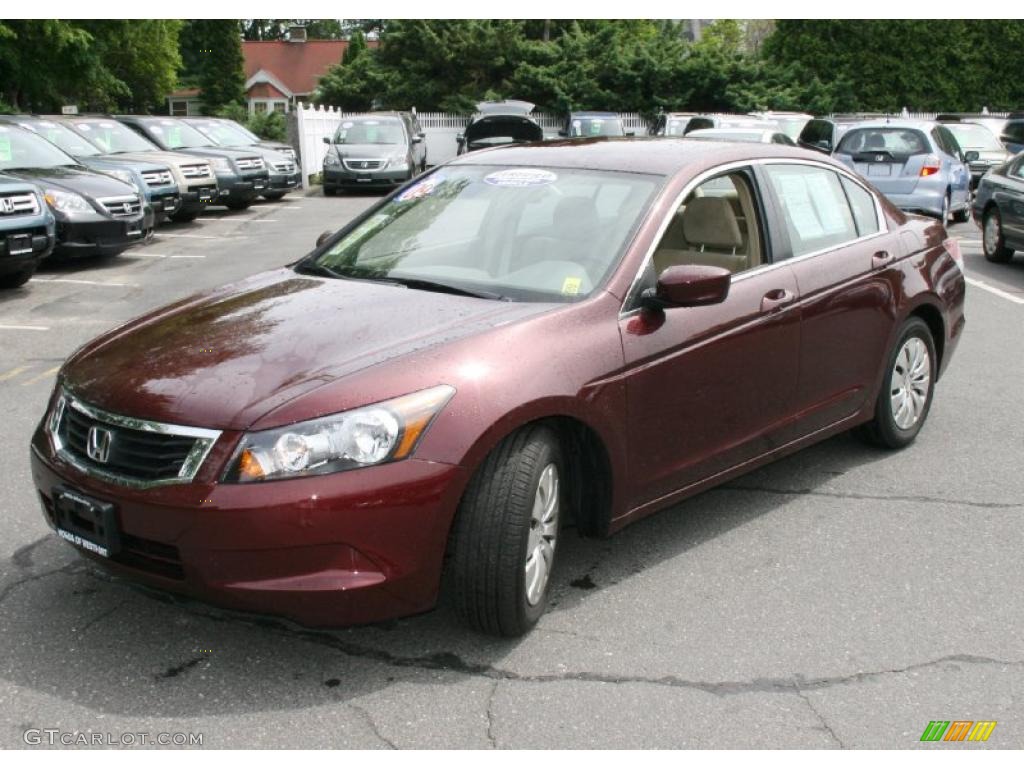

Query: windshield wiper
[375,276,508,301]
[294,262,343,279]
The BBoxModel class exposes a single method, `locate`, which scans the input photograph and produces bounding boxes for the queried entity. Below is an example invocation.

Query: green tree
[180,20,246,114]
[82,20,182,112]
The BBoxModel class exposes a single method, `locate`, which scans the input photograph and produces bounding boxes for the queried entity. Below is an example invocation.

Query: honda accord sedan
[31,140,965,636]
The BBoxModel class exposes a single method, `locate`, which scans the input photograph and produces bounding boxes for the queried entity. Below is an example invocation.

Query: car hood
[102,150,211,169]
[62,269,556,431]
[78,156,166,175]
[6,165,136,200]
[167,147,261,161]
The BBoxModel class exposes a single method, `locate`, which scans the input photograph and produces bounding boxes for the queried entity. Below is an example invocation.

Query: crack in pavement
[0,562,85,606]
[485,680,499,749]
[12,535,52,569]
[793,683,845,749]
[349,703,396,749]
[77,604,121,635]
[720,484,1023,510]
[155,657,203,681]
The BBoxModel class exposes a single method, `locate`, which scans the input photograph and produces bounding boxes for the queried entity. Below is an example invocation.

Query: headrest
[553,196,600,239]
[682,196,743,249]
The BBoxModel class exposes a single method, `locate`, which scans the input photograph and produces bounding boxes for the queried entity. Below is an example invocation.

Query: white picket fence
[294,103,649,182]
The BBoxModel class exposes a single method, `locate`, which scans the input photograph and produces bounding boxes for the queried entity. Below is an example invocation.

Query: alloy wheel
[984,212,1001,257]
[524,463,559,606]
[890,337,931,430]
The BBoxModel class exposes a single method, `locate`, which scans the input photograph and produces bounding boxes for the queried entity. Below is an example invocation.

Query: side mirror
[412,135,423,144]
[322,136,331,145]
[641,265,731,311]
[456,134,465,144]
[964,150,979,162]
[315,230,333,248]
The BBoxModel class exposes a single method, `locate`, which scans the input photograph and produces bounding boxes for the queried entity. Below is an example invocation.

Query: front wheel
[262,191,287,201]
[225,199,253,211]
[448,425,564,637]
[0,265,36,289]
[169,209,199,223]
[855,317,936,449]
[983,207,1014,263]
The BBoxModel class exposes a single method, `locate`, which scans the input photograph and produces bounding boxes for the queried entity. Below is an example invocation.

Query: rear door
[759,162,899,434]
[996,157,1024,246]
[836,127,932,195]
[933,126,971,207]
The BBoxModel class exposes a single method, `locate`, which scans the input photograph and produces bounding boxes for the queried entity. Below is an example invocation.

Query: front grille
[97,195,142,219]
[235,157,265,171]
[343,159,385,171]
[272,161,296,174]
[0,191,41,217]
[51,394,221,487]
[181,163,212,179]
[141,170,174,187]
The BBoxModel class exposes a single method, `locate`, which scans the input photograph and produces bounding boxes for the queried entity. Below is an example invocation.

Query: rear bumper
[884,189,946,218]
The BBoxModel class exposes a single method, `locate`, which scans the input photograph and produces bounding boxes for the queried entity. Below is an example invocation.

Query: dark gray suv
[321,112,427,195]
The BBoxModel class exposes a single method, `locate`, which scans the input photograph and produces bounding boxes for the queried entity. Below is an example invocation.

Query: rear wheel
[169,209,199,223]
[449,425,563,637]
[983,207,1014,263]
[323,186,337,197]
[855,317,936,449]
[0,266,36,289]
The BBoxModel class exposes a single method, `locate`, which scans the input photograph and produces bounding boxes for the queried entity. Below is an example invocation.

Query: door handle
[761,288,795,313]
[872,250,893,267]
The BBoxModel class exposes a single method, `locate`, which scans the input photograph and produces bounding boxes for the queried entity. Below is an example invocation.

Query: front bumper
[0,226,54,274]
[30,428,469,627]
[179,184,218,214]
[323,166,410,190]
[144,184,182,217]
[53,213,145,256]
[268,172,300,191]
[214,170,271,203]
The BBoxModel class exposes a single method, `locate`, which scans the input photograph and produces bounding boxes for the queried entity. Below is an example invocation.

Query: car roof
[841,119,937,131]
[447,136,836,176]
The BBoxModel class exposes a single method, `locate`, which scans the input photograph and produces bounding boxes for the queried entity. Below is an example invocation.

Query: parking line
[155,233,220,240]
[31,277,137,288]
[0,365,31,381]
[966,276,1024,305]
[0,325,49,331]
[243,219,279,223]
[20,366,60,386]
[134,252,206,259]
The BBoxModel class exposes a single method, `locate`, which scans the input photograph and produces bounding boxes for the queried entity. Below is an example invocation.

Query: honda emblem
[86,426,113,463]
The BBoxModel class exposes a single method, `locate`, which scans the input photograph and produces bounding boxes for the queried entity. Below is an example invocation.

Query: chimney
[288,25,307,43]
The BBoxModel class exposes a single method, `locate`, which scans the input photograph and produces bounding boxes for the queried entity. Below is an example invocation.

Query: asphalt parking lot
[0,195,1021,749]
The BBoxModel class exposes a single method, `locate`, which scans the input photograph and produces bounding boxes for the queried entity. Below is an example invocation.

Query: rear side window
[840,177,882,237]
[763,165,859,258]
[837,128,929,156]
[685,118,714,134]
[1003,121,1024,143]
[799,120,832,148]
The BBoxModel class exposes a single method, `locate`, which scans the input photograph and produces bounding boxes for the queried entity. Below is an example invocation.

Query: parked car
[560,111,632,138]
[57,116,217,223]
[0,115,179,232]
[687,127,796,145]
[648,112,699,137]
[182,117,299,201]
[797,117,862,154]
[936,113,1008,142]
[682,115,776,135]
[972,154,1024,263]
[456,100,543,155]
[321,111,427,195]
[216,118,296,161]
[116,116,270,211]
[0,174,55,288]
[31,140,964,636]
[0,123,145,258]
[999,115,1024,154]
[941,120,1012,189]
[833,120,972,222]
[749,111,813,141]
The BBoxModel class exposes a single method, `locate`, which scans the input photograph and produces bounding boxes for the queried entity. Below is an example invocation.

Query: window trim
[619,157,889,318]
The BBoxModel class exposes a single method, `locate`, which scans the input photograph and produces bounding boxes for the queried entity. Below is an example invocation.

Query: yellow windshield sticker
[561,276,582,295]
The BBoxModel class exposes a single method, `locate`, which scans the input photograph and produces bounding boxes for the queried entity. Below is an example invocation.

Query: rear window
[684,118,714,134]
[837,128,929,157]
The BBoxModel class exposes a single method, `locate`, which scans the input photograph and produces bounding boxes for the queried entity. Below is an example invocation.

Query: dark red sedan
[31,139,966,636]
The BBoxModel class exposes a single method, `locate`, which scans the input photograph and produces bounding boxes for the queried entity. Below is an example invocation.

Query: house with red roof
[167,26,358,116]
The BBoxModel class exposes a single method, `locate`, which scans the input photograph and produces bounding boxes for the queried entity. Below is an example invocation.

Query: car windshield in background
[0,125,78,171]
[192,120,255,147]
[71,120,157,153]
[690,130,763,142]
[664,118,689,136]
[570,118,625,137]
[142,120,215,150]
[946,123,1004,151]
[303,166,662,302]
[837,128,929,156]
[333,120,405,145]
[16,120,102,157]
[774,118,808,139]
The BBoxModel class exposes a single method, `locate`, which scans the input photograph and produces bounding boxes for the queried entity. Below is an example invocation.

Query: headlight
[388,154,410,170]
[210,157,232,173]
[43,188,93,214]
[281,147,296,160]
[103,169,140,192]
[324,151,340,168]
[224,385,455,483]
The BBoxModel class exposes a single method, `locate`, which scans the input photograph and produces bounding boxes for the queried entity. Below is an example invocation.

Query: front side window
[763,164,859,258]
[840,176,882,237]
[304,166,662,303]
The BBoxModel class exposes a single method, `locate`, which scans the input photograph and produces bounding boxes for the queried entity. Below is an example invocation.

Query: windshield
[139,120,215,149]
[333,119,405,145]
[837,128,929,156]
[0,124,78,170]
[947,123,1003,151]
[303,166,662,302]
[70,120,157,153]
[774,117,810,140]
[569,117,625,137]
[190,120,255,147]
[689,130,763,142]
[15,120,102,157]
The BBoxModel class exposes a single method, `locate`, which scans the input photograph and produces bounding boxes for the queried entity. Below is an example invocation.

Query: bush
[213,102,288,141]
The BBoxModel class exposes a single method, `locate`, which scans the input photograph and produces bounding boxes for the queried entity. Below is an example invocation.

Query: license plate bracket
[52,486,120,558]
[7,233,32,255]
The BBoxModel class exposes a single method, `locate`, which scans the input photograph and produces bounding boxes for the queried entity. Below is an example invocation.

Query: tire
[169,209,199,223]
[262,191,287,201]
[855,317,936,450]
[449,425,564,637]
[982,207,1014,263]
[323,186,337,197]
[0,266,36,289]
[225,199,252,211]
